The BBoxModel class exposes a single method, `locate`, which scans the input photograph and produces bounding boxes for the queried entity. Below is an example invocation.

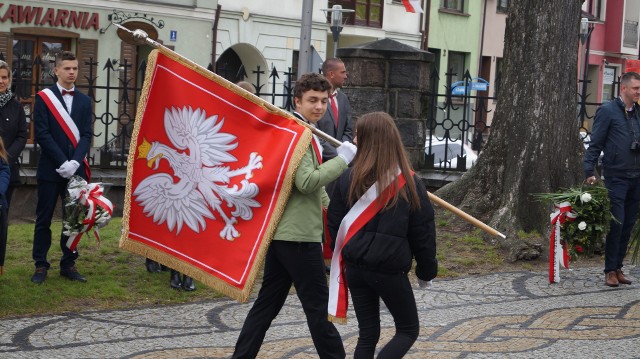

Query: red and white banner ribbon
[66,183,114,252]
[549,201,575,283]
[328,172,407,322]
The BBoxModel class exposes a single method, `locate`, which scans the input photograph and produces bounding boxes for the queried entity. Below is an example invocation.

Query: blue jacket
[584,98,640,178]
[0,160,9,208]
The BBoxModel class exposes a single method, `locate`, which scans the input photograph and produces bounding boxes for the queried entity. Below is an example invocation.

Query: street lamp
[580,17,590,45]
[322,5,355,58]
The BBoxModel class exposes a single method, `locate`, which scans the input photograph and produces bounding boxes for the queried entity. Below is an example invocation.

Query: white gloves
[336,142,357,165]
[418,279,432,289]
[56,160,80,179]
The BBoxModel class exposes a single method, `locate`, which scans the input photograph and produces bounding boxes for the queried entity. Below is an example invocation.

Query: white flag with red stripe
[402,0,423,13]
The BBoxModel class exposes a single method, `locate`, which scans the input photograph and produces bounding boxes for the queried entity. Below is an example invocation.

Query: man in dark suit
[31,51,93,284]
[317,58,354,167]
[316,58,355,270]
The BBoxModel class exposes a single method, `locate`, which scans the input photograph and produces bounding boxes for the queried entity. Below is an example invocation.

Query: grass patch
[2,213,550,318]
[0,218,224,318]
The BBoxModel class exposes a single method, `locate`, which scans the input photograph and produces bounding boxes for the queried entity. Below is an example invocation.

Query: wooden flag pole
[112,24,503,239]
[427,192,506,238]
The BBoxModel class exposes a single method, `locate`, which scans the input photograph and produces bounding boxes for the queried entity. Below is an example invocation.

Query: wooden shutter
[76,38,98,88]
[0,32,10,61]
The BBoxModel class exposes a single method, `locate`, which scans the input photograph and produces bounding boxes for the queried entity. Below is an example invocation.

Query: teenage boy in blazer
[31,51,93,284]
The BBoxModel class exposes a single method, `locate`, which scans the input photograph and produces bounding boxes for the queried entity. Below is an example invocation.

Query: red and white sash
[328,171,407,323]
[38,88,91,180]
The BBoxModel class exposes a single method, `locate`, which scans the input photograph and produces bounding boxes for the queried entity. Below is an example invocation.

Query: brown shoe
[605,271,619,287]
[616,269,632,285]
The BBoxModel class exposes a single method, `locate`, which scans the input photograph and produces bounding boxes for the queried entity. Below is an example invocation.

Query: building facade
[0,0,217,165]
[0,0,431,167]
[581,0,640,130]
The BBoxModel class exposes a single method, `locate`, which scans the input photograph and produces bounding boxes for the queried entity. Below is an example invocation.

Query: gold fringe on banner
[328,314,347,325]
[119,49,313,302]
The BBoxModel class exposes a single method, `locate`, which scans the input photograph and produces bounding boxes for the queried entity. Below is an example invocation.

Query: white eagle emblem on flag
[133,106,263,240]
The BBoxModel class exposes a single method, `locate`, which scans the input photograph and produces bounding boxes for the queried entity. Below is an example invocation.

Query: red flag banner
[120,49,312,302]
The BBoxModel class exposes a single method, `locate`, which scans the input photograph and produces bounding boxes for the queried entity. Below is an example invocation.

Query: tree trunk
[436,0,584,241]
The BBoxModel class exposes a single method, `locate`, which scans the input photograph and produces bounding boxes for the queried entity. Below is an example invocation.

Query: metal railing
[7,52,610,173]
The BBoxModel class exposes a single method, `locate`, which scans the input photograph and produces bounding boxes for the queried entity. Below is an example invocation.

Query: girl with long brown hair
[327,111,437,358]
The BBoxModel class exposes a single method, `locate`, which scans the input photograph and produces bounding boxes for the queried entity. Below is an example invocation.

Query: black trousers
[603,176,640,273]
[232,241,345,359]
[32,180,77,270]
[346,266,419,359]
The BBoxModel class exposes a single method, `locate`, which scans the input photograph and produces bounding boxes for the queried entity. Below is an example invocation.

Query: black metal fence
[6,52,614,172]
[7,52,143,169]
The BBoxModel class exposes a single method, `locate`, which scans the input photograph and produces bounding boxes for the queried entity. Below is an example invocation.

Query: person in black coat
[327,111,437,358]
[0,60,28,273]
[31,51,93,284]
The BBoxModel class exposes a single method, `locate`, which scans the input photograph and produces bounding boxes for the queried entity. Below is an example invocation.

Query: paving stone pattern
[1,266,639,358]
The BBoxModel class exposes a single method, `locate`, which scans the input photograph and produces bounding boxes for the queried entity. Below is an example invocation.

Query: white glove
[336,142,357,165]
[418,279,432,289]
[56,160,80,179]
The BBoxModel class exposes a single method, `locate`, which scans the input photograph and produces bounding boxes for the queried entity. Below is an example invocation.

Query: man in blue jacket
[584,71,640,287]
[31,51,93,284]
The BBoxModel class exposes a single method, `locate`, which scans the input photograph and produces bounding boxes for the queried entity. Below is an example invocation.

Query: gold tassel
[328,314,347,325]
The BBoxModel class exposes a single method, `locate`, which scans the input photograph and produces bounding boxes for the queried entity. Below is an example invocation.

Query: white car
[425,138,478,170]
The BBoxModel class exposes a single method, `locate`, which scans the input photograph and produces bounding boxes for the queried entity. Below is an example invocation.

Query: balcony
[623,20,638,48]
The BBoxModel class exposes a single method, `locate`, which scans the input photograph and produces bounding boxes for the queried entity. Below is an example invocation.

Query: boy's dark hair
[293,72,331,99]
[55,51,77,67]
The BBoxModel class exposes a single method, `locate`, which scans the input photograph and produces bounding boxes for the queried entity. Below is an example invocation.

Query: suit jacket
[34,85,93,182]
[317,90,353,162]
[0,98,28,185]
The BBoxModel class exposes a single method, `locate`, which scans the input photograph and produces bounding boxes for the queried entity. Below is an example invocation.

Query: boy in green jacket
[232,73,356,359]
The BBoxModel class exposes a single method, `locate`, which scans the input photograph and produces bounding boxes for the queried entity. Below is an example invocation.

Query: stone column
[338,38,433,169]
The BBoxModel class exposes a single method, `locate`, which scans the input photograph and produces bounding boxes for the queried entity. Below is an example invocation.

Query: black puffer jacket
[327,169,437,281]
[0,98,28,185]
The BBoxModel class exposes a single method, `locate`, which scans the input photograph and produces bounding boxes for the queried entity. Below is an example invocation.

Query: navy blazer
[317,90,354,161]
[34,85,93,182]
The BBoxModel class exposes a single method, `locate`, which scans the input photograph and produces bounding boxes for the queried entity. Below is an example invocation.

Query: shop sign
[603,67,615,84]
[0,4,100,31]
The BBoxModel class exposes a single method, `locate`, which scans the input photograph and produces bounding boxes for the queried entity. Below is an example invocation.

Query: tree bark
[436,0,584,240]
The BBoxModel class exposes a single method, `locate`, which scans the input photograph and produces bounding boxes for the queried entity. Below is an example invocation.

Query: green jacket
[273,144,348,242]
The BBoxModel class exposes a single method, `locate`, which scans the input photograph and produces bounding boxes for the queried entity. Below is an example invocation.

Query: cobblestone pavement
[1,266,640,358]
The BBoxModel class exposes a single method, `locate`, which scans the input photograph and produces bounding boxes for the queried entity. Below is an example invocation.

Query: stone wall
[338,38,433,169]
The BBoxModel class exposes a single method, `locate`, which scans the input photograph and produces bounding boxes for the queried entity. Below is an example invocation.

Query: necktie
[62,89,75,96]
[329,93,339,127]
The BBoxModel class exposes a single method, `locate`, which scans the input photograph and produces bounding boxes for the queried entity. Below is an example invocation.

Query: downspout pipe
[212,4,222,69]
